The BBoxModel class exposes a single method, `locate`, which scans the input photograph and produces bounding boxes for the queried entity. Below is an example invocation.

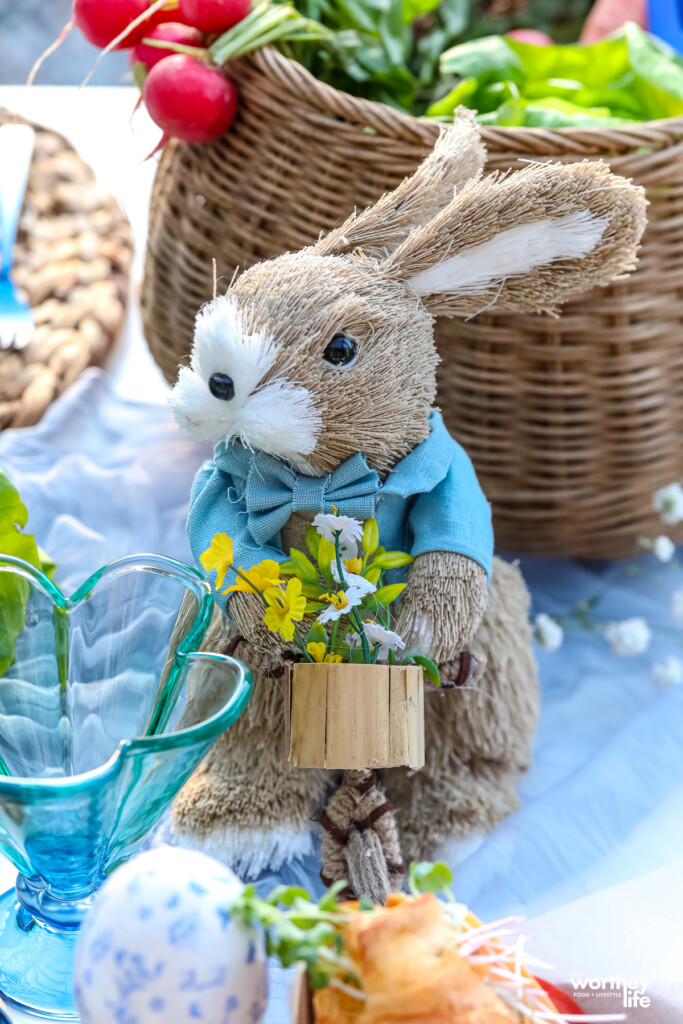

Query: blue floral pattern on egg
[74,847,267,1024]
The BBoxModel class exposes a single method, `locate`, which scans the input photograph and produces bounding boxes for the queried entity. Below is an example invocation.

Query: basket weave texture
[141,47,683,560]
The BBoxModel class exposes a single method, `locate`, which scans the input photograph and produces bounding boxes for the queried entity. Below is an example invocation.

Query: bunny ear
[314,108,485,259]
[380,160,647,317]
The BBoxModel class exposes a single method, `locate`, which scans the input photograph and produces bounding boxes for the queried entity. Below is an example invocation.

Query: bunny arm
[227,590,293,665]
[393,551,488,664]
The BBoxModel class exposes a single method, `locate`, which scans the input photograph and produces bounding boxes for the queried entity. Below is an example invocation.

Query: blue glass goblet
[0,554,251,1020]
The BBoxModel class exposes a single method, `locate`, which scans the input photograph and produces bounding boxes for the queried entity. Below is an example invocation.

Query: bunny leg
[385,556,539,861]
[173,632,330,876]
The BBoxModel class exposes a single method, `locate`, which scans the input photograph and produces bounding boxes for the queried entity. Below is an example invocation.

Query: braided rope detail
[319,769,404,905]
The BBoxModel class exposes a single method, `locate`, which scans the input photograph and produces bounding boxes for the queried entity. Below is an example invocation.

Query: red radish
[73,0,181,50]
[179,0,251,35]
[131,22,204,69]
[506,28,553,45]
[143,54,238,142]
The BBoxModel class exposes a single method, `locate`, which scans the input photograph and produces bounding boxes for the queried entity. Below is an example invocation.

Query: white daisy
[533,613,564,652]
[331,563,376,598]
[362,620,406,661]
[313,512,363,548]
[604,617,652,657]
[653,483,683,526]
[653,655,683,688]
[652,535,676,563]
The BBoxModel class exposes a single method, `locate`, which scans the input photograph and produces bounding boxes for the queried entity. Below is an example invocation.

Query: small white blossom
[313,512,363,547]
[653,535,676,563]
[672,585,683,622]
[604,617,652,657]
[362,621,406,661]
[653,656,683,688]
[533,613,564,652]
[653,483,683,525]
[331,563,376,598]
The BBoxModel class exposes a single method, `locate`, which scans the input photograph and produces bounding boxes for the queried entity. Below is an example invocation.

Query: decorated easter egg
[74,846,267,1024]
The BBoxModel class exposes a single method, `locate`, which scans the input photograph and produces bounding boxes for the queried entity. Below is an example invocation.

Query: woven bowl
[141,47,683,559]
[1,109,132,429]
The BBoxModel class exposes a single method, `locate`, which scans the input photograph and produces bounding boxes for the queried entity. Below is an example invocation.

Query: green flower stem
[350,606,371,662]
[329,618,340,655]
[292,625,315,662]
[335,534,371,662]
[334,535,347,593]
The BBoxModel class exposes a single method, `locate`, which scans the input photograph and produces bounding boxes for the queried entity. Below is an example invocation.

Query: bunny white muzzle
[169,295,322,460]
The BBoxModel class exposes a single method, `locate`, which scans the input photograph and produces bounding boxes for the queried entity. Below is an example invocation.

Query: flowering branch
[533,481,683,688]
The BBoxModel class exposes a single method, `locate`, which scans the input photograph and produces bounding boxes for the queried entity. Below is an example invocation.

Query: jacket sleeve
[187,460,287,614]
[406,441,493,579]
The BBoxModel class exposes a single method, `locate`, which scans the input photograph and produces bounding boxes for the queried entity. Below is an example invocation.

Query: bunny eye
[323,333,357,368]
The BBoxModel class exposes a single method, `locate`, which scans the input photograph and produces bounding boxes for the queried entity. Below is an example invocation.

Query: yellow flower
[345,557,363,574]
[263,578,307,641]
[223,559,280,595]
[307,641,327,663]
[324,653,343,664]
[320,591,348,610]
[200,533,234,590]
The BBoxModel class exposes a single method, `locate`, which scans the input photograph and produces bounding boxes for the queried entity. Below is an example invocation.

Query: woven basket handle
[243,47,438,144]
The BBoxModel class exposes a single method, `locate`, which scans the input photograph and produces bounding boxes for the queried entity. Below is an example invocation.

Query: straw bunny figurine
[170,110,646,890]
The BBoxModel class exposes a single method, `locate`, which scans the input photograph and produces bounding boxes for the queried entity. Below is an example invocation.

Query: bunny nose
[208,372,235,401]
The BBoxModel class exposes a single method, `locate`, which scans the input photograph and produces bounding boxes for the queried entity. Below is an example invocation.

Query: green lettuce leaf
[401,0,442,23]
[625,22,683,119]
[440,34,524,82]
[437,23,683,127]
[0,471,44,675]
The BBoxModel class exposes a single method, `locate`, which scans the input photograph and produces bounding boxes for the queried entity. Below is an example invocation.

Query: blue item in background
[649,0,683,53]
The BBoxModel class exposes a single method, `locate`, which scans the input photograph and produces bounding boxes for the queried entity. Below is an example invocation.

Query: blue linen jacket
[187,411,493,613]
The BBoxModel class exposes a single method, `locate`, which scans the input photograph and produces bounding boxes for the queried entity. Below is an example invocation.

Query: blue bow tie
[213,442,381,547]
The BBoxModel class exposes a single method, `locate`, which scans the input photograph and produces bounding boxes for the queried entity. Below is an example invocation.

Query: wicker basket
[142,46,683,559]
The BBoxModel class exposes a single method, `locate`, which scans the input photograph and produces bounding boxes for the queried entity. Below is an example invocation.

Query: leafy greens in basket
[432,21,683,125]
[214,7,683,125]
